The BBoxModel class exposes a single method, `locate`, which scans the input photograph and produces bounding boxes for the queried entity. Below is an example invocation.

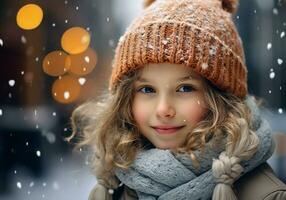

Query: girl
[71,0,286,199]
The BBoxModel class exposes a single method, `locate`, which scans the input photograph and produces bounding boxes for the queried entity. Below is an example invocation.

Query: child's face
[132,63,209,149]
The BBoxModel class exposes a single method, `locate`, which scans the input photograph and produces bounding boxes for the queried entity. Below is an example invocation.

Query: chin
[154,142,178,150]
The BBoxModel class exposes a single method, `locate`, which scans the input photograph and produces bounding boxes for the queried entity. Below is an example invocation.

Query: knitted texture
[115,96,275,200]
[109,0,248,98]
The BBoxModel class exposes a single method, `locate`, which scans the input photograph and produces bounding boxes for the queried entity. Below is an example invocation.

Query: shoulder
[234,162,286,200]
[113,185,138,200]
[88,183,113,200]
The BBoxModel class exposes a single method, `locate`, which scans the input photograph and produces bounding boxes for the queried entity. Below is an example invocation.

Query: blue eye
[137,85,195,94]
[138,86,155,93]
[177,85,194,92]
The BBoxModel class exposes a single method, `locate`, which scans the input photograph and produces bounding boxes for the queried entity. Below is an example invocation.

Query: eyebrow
[136,75,199,83]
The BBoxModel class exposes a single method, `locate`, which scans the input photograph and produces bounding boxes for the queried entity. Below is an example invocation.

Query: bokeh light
[61,27,91,54]
[67,47,97,76]
[42,51,70,76]
[52,75,81,104]
[16,4,43,30]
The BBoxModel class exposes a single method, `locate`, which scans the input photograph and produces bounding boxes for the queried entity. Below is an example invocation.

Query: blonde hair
[70,68,263,198]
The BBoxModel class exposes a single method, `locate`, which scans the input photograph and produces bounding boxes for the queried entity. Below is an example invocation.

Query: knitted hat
[109,0,248,99]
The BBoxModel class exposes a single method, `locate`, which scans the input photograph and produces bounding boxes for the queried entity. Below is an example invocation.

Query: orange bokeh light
[66,47,97,76]
[16,4,43,30]
[52,75,81,104]
[42,51,70,76]
[61,27,91,54]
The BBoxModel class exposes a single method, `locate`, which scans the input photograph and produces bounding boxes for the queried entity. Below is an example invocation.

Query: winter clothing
[109,0,248,98]
[92,0,286,199]
[113,96,274,199]
[88,96,286,200]
[89,163,286,200]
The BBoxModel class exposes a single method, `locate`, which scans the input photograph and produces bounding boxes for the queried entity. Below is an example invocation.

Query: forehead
[136,63,203,82]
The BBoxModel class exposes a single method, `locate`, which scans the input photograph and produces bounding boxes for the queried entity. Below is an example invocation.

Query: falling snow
[16,182,22,189]
[78,78,86,85]
[209,46,217,55]
[277,58,283,65]
[8,80,15,87]
[273,8,278,15]
[278,108,283,114]
[36,150,41,157]
[21,35,27,44]
[84,56,90,63]
[269,71,275,79]
[64,91,70,99]
[201,63,208,70]
[267,43,272,50]
[0,38,3,46]
[162,39,168,45]
[29,182,34,187]
[52,112,56,116]
[109,39,114,47]
[52,23,56,27]
[42,130,56,144]
[53,181,60,190]
[0,109,2,116]
[281,31,285,38]
[147,44,154,49]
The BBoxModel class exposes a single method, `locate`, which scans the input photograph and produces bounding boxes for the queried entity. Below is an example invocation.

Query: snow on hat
[109,0,247,99]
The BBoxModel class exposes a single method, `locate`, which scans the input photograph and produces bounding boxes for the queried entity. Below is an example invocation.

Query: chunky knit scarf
[115,96,275,200]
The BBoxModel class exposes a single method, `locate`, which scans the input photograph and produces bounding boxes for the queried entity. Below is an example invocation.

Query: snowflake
[201,63,208,70]
[267,43,272,50]
[269,71,275,79]
[277,58,283,65]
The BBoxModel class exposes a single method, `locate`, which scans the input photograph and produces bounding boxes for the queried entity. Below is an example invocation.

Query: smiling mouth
[153,126,185,134]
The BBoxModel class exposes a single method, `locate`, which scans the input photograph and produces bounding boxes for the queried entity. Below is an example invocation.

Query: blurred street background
[0,0,285,199]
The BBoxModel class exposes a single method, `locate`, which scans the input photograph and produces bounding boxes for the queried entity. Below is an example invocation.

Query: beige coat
[89,162,286,200]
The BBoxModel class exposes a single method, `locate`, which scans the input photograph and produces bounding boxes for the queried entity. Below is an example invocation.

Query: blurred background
[0,0,285,199]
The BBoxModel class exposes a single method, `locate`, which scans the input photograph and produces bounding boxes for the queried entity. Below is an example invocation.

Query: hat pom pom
[220,0,238,14]
[143,0,156,8]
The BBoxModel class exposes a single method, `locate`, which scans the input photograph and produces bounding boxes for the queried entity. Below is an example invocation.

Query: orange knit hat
[109,0,248,99]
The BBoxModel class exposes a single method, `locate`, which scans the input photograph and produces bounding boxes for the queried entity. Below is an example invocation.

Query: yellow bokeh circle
[66,48,97,76]
[61,27,91,54]
[52,75,81,104]
[42,51,70,76]
[16,4,43,30]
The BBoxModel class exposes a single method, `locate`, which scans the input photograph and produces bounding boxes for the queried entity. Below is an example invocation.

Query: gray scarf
[115,96,275,200]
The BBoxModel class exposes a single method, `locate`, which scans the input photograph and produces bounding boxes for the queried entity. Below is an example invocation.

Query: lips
[152,125,185,134]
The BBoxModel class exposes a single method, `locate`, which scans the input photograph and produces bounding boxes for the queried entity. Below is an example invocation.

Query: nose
[156,96,176,118]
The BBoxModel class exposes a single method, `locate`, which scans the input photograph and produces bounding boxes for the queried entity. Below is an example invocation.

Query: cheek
[180,99,208,123]
[132,99,149,124]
